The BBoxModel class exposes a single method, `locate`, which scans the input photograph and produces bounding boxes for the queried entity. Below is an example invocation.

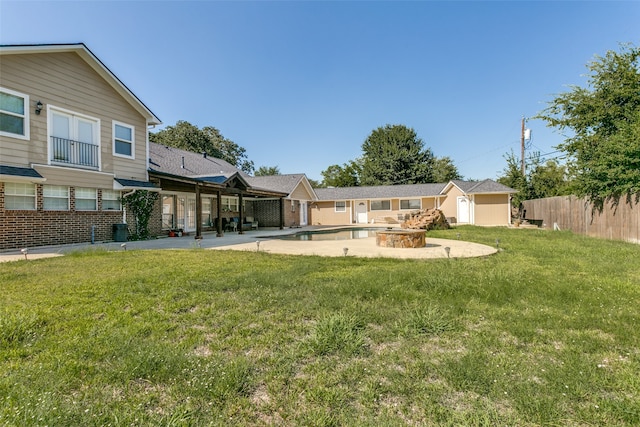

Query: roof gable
[248,174,317,200]
[0,43,161,125]
[442,179,517,195]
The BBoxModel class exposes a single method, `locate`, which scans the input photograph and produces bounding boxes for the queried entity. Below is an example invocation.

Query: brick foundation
[1,182,139,251]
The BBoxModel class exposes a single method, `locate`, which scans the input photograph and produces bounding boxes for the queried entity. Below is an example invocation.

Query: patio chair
[246,216,258,230]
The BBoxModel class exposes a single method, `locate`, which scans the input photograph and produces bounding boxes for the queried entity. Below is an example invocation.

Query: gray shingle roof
[149,142,250,180]
[314,183,447,200]
[247,174,308,195]
[449,179,517,194]
[147,143,516,199]
[314,180,515,200]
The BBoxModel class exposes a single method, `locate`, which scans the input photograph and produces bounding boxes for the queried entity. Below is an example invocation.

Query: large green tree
[536,44,640,208]
[150,120,254,173]
[359,124,435,185]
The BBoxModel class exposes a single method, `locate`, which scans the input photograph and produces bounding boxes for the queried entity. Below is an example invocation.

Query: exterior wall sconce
[35,101,43,115]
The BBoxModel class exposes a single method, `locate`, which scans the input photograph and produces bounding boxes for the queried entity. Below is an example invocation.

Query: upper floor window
[335,201,346,212]
[370,200,391,211]
[43,185,69,211]
[4,182,36,210]
[49,107,100,170]
[113,121,135,158]
[102,190,121,210]
[0,87,29,140]
[75,187,97,211]
[400,199,421,210]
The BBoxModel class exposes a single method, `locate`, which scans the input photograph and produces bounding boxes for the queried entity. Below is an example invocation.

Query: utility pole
[520,116,526,176]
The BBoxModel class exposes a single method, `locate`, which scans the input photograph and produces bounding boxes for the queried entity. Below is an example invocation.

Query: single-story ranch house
[0,43,516,250]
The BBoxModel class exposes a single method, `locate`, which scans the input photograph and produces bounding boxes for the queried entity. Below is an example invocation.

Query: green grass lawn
[1,226,639,426]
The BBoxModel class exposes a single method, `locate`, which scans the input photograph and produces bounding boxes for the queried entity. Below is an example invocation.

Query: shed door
[457,196,470,224]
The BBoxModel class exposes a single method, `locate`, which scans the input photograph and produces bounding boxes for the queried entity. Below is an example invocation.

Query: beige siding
[310,197,440,226]
[474,194,510,225]
[439,186,464,221]
[290,182,314,200]
[32,165,115,188]
[0,52,148,182]
[311,201,352,225]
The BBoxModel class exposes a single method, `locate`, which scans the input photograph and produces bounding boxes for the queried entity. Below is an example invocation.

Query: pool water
[271,228,382,241]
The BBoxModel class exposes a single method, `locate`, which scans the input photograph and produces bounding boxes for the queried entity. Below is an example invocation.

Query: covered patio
[149,170,288,239]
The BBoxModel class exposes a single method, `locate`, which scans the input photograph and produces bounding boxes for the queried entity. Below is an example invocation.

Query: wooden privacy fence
[522,195,640,244]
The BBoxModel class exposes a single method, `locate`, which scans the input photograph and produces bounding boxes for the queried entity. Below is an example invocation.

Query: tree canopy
[319,160,361,188]
[254,166,281,176]
[150,120,254,173]
[360,124,435,186]
[498,150,571,215]
[431,156,462,182]
[318,124,461,187]
[536,44,640,208]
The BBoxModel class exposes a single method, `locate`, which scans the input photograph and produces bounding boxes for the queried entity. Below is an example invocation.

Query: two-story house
[0,43,161,250]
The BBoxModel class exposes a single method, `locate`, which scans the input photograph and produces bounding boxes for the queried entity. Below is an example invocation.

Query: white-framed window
[49,106,100,169]
[113,121,135,158]
[4,182,36,210]
[102,189,121,210]
[75,187,97,211]
[400,199,421,210]
[43,185,69,211]
[221,196,238,212]
[0,87,29,139]
[370,200,391,211]
[335,201,346,212]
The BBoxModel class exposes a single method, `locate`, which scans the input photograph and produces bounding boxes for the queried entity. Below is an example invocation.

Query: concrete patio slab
[0,226,496,262]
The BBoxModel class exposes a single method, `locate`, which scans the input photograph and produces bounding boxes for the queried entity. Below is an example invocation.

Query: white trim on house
[112,120,135,159]
[0,86,30,140]
[47,105,101,171]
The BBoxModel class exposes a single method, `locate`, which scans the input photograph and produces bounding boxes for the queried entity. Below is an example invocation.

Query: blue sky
[1,1,638,182]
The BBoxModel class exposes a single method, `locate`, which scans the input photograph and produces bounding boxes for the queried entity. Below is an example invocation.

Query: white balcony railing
[50,136,99,169]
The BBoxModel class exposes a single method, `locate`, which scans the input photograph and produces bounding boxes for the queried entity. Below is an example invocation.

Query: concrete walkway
[0,226,496,262]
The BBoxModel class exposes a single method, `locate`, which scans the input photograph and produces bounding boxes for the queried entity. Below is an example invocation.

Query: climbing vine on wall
[121,190,159,240]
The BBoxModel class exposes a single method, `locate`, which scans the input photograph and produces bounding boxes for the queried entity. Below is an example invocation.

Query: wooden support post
[280,197,285,229]
[216,190,223,237]
[195,183,202,239]
[238,192,244,234]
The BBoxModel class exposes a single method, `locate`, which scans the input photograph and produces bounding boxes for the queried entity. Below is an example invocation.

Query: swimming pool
[269,227,383,241]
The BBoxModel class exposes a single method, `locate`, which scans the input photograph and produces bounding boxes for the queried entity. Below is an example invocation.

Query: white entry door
[457,196,470,224]
[299,201,308,226]
[355,200,368,224]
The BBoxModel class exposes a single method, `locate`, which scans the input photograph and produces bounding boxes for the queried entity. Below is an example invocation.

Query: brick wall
[0,182,143,251]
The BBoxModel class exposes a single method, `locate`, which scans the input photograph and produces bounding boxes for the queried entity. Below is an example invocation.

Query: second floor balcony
[50,136,99,170]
